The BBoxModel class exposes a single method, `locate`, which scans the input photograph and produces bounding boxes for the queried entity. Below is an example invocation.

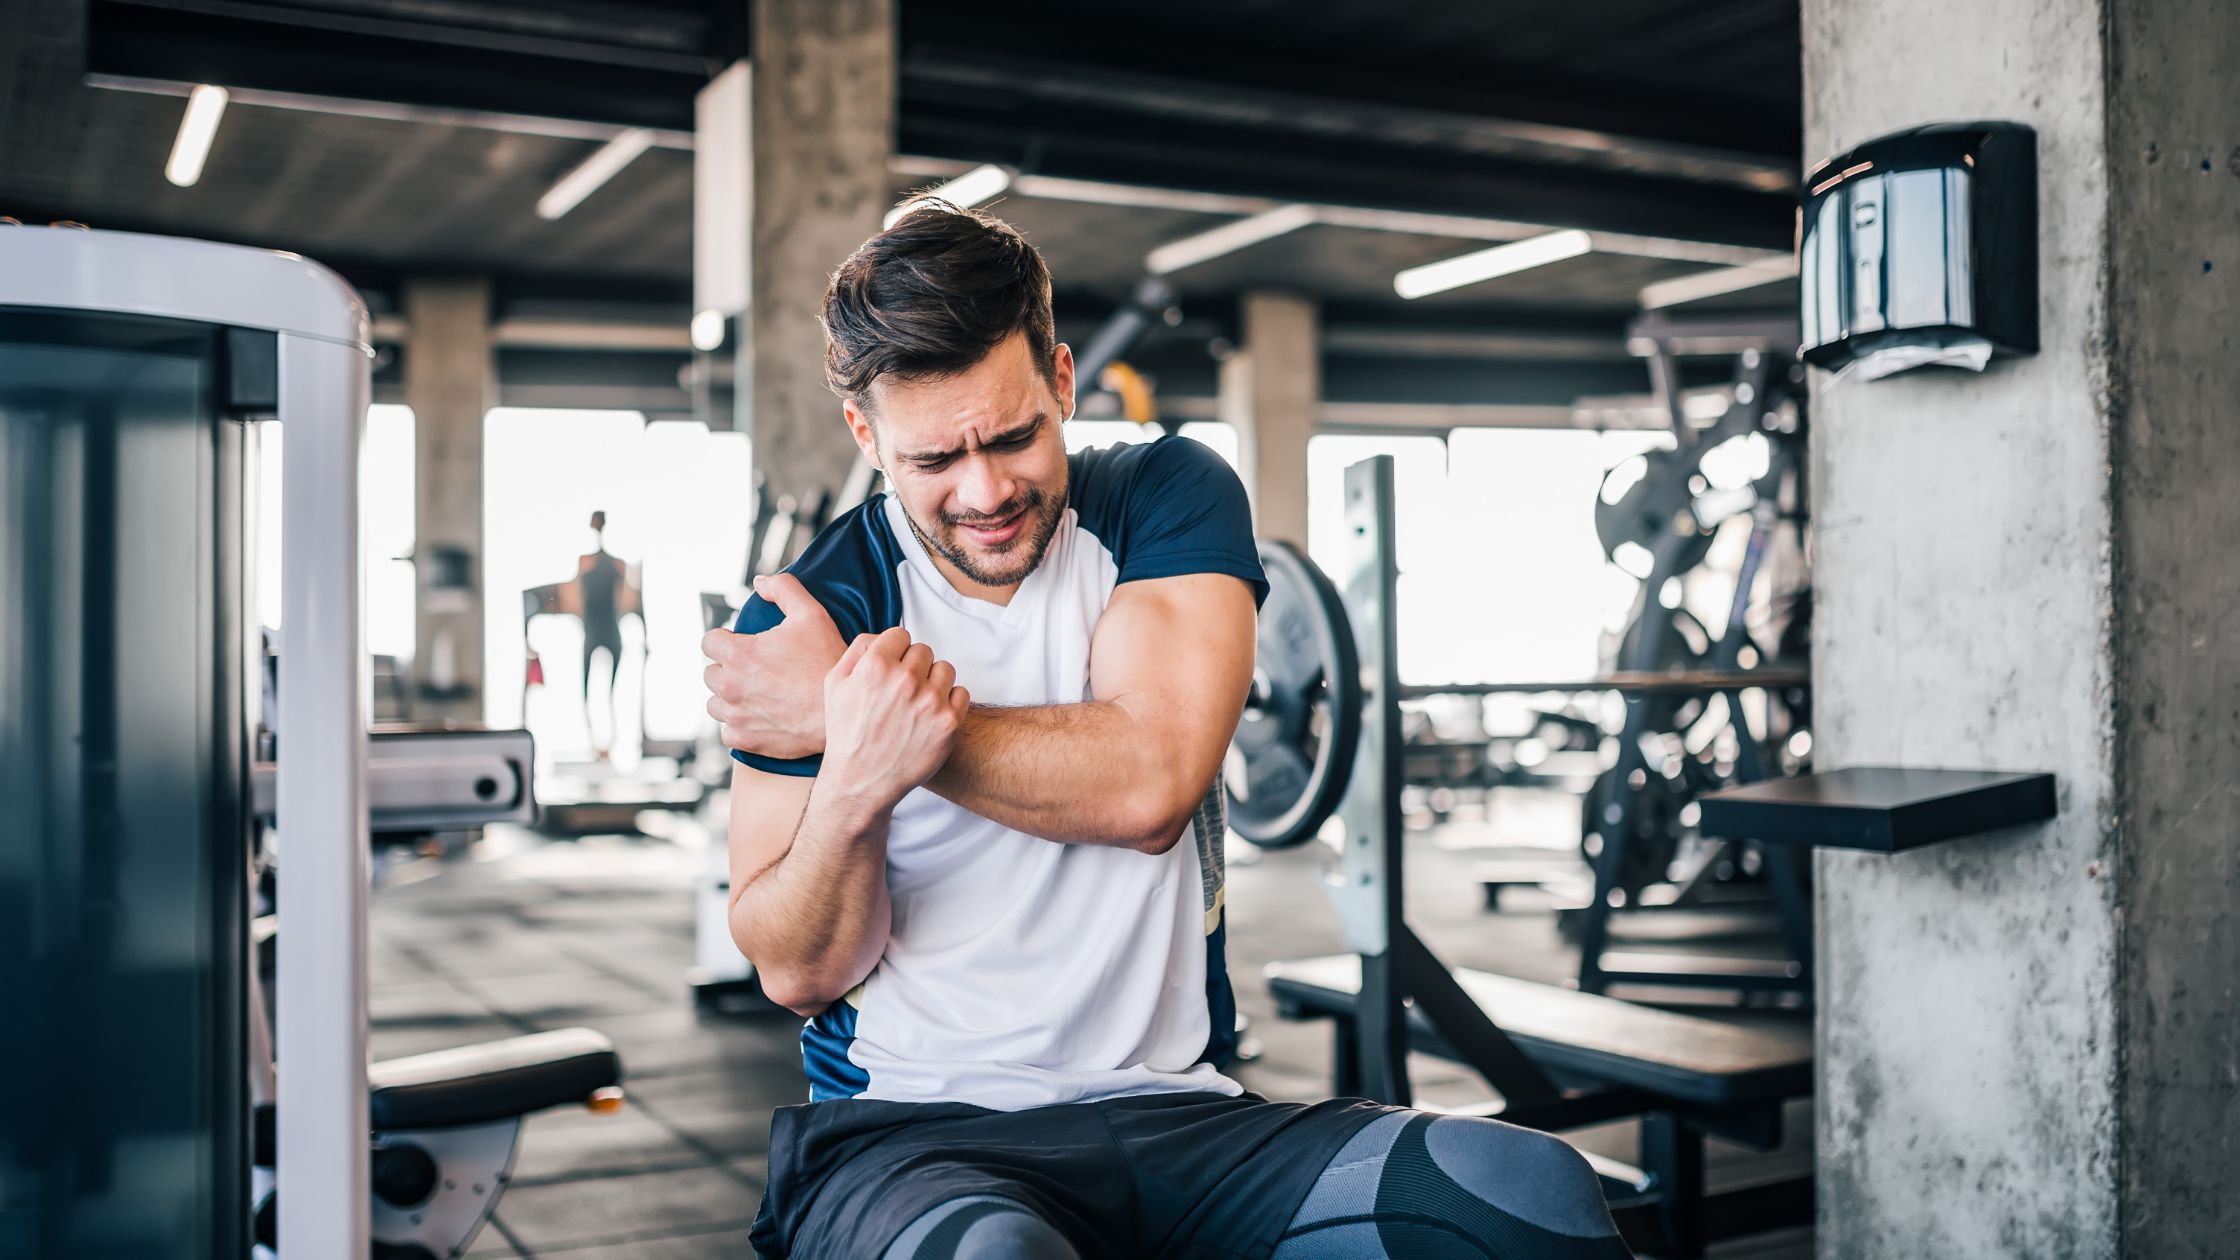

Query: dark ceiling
[0,0,1804,411]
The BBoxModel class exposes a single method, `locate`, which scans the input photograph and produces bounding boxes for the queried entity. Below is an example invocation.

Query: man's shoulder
[1069,436,1240,539]
[734,496,906,638]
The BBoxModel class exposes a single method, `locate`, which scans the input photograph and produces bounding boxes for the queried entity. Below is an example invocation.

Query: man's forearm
[926,701,1205,851]
[728,783,893,1012]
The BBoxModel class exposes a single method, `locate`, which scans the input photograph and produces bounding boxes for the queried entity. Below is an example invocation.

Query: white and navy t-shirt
[732,436,1267,1112]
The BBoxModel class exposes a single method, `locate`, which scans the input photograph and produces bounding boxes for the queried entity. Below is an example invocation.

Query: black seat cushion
[369,1027,622,1131]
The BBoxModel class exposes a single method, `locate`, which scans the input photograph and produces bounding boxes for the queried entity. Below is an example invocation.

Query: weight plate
[1225,540,1360,849]
[1595,449,1713,577]
[1581,764,1687,894]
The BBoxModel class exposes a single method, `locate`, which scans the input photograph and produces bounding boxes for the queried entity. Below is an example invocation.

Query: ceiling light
[165,85,228,187]
[1637,257,1801,310]
[690,309,726,353]
[536,128,655,221]
[1393,229,1594,299]
[1145,205,1319,276]
[886,164,1012,228]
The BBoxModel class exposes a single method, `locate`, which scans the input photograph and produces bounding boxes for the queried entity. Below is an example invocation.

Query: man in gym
[701,202,1630,1260]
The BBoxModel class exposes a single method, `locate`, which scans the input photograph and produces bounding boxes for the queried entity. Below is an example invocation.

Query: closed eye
[907,420,1040,471]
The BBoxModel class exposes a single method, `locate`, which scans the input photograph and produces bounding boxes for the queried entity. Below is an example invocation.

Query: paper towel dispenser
[1798,122,2037,381]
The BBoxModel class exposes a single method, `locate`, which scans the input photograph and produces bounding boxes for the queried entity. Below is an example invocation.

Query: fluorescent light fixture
[689,309,726,353]
[1638,257,1801,310]
[165,84,228,187]
[1145,204,1319,276]
[536,128,655,220]
[885,164,1012,228]
[1394,229,1594,299]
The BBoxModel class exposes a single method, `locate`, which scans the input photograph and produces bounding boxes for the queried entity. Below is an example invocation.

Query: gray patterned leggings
[880,1111,1632,1259]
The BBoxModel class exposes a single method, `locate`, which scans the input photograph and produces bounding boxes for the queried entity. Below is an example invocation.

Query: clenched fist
[819,628,970,813]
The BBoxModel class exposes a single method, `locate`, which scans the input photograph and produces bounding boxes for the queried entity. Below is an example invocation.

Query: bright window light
[536,128,655,221]
[165,85,229,187]
[886,164,1013,228]
[1394,229,1594,299]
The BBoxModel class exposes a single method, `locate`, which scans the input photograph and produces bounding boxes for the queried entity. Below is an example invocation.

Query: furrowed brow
[898,413,1044,463]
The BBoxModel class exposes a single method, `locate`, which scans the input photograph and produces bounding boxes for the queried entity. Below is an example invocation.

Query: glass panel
[0,313,246,1259]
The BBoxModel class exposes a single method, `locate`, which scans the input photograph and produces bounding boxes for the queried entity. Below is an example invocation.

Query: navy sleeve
[727,594,824,778]
[1112,437,1268,607]
[725,500,906,777]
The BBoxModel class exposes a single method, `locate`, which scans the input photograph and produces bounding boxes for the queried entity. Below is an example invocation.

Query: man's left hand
[702,573,846,759]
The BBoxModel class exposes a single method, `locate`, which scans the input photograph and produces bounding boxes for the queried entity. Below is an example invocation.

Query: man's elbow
[1117,794,1198,855]
[757,972,840,1019]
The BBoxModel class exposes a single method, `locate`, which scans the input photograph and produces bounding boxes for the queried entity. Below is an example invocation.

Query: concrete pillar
[1805,1,2239,1254]
[404,276,493,721]
[695,0,893,502]
[1221,292,1317,547]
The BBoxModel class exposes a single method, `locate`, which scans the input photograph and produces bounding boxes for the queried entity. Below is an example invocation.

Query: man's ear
[841,398,880,469]
[1051,343,1077,421]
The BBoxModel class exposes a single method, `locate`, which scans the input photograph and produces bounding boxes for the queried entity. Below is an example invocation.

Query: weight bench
[1267,955,1811,1257]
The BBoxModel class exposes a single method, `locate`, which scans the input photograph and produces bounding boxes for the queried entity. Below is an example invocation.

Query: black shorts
[749,1091,1388,1260]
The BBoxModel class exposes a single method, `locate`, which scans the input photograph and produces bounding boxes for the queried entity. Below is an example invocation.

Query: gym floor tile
[507,1107,711,1186]
[627,1093,779,1159]
[492,1166,761,1252]
[366,975,502,1024]
[624,1065,809,1114]
[458,970,675,1023]
[370,1018,534,1062]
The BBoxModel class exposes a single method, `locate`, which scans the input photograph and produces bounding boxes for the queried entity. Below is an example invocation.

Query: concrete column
[1221,292,1317,546]
[695,0,893,502]
[1805,1,2239,1254]
[404,276,493,721]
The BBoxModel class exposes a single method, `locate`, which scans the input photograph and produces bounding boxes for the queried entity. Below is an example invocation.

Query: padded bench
[370,1027,623,1131]
[1265,954,1810,1110]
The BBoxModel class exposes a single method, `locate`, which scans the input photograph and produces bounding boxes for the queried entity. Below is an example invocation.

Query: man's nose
[953,455,1018,517]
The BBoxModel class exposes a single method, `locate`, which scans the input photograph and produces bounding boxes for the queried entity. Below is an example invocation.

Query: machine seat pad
[369,1027,621,1131]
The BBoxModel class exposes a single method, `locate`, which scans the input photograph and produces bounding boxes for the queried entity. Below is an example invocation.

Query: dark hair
[821,199,1057,406]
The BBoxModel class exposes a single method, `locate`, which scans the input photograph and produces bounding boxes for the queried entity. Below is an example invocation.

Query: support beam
[697,0,894,501]
[404,275,493,721]
[1806,0,2240,1253]
[1221,293,1318,547]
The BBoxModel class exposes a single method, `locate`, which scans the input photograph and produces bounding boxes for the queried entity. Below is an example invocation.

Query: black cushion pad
[370,1027,622,1131]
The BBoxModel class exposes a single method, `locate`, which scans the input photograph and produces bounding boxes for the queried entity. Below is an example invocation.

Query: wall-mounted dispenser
[1798,121,2037,382]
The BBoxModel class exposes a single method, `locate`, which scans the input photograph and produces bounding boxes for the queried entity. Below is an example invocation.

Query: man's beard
[902,483,1067,588]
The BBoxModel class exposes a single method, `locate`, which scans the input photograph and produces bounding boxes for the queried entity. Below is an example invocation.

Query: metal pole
[276,331,371,1256]
[1329,455,1409,1103]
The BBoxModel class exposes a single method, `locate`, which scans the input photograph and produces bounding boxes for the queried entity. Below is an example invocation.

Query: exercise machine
[1249,457,1814,1258]
[0,228,622,1259]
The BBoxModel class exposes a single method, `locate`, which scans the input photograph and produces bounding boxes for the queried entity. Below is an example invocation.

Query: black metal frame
[1572,317,1816,1002]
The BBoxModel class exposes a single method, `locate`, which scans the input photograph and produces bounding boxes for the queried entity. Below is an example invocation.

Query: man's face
[846,332,1075,592]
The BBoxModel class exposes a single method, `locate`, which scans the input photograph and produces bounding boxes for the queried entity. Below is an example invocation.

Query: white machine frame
[0,227,374,1257]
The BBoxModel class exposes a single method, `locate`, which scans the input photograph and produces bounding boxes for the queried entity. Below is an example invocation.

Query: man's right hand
[702,573,846,761]
[818,628,969,814]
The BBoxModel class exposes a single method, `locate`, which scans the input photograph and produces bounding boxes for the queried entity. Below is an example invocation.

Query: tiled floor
[368,788,1811,1258]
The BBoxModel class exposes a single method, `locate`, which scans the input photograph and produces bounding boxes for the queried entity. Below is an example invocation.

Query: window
[254,403,416,661]
[483,408,753,766]
[1062,419,1239,467]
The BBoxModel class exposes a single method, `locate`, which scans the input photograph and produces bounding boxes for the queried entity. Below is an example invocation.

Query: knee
[1420,1116,1617,1236]
[882,1196,1080,1260]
